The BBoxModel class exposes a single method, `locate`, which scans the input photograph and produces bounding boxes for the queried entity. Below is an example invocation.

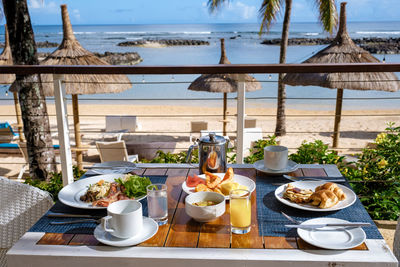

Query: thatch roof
[0,25,15,84]
[188,39,261,93]
[283,2,400,92]
[11,4,131,96]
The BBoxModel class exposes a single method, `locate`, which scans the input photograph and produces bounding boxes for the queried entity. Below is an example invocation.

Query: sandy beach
[1,103,399,179]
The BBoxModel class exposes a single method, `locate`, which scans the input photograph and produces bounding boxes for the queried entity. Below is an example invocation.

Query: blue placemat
[256,174,383,239]
[29,175,168,234]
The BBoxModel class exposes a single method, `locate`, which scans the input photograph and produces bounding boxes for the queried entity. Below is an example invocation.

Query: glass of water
[146,184,168,225]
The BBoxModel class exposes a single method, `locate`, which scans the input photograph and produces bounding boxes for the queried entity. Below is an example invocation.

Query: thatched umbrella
[24,5,131,169]
[0,25,24,141]
[283,2,400,147]
[188,38,261,136]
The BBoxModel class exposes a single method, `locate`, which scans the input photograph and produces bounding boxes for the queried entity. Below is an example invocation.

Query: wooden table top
[35,164,367,251]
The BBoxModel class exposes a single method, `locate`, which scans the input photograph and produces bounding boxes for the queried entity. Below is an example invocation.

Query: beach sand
[1,103,399,179]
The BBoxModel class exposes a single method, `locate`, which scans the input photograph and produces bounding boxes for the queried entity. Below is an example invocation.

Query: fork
[281,212,302,224]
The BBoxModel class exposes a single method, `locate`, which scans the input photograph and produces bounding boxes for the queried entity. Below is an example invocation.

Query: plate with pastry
[275,181,356,211]
[182,167,256,200]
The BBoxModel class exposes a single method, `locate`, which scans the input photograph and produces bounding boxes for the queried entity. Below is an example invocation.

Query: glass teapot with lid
[186,132,227,174]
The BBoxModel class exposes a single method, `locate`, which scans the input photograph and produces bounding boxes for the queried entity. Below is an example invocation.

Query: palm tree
[3,0,57,181]
[208,0,338,136]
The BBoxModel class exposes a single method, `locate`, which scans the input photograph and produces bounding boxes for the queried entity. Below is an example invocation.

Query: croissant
[315,182,346,201]
[309,189,339,209]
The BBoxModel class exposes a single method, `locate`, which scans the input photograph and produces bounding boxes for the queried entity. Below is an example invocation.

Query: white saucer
[254,160,298,175]
[94,216,158,247]
[297,218,366,250]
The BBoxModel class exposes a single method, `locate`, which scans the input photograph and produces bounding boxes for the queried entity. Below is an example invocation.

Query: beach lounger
[96,140,138,163]
[104,115,141,141]
[0,122,19,143]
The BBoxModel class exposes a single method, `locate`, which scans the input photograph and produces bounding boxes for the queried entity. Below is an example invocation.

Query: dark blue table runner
[29,175,168,235]
[256,174,383,239]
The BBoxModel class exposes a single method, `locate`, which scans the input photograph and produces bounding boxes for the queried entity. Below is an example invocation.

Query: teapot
[186,132,227,174]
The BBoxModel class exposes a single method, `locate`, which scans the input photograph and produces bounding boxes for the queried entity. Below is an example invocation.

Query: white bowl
[185,192,226,222]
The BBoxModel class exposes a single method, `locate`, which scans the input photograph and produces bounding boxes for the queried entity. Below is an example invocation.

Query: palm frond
[258,0,284,35]
[207,0,229,13]
[315,0,338,34]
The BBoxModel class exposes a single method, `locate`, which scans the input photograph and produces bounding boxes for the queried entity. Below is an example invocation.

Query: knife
[84,166,136,169]
[47,213,103,219]
[285,223,371,229]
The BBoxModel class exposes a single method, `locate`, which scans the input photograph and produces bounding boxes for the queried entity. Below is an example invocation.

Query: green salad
[116,175,152,199]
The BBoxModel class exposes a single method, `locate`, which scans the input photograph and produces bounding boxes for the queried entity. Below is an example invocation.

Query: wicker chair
[0,177,53,267]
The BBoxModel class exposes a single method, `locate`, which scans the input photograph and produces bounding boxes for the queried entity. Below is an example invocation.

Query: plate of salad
[58,174,152,209]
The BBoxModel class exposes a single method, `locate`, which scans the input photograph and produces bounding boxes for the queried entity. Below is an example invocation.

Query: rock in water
[118,39,210,47]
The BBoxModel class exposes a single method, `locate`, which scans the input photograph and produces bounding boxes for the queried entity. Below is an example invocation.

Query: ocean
[1,22,400,110]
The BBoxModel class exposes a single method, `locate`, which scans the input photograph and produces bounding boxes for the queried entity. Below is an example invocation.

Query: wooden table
[7,164,398,267]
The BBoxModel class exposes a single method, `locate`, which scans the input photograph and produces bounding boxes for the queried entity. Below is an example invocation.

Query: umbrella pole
[333,88,343,148]
[13,92,24,142]
[72,94,83,170]
[223,92,227,136]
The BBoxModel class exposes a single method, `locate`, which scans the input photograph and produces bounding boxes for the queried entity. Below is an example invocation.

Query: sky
[26,0,400,25]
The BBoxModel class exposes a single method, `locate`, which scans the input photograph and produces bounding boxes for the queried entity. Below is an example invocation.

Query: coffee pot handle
[186,144,198,163]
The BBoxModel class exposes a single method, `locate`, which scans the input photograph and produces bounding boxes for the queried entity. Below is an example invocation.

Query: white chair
[245,117,257,128]
[0,176,53,267]
[190,121,208,143]
[96,140,138,163]
[243,127,263,156]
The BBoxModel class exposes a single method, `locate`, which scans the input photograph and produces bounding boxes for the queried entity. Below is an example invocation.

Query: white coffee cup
[101,200,143,239]
[264,145,288,170]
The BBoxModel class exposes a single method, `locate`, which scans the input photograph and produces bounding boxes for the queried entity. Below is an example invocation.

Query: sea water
[1,22,399,110]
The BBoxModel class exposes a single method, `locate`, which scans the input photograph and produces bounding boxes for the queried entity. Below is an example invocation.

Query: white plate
[94,216,158,247]
[297,218,366,250]
[275,181,356,212]
[89,161,137,175]
[254,160,299,175]
[58,173,147,209]
[181,173,256,200]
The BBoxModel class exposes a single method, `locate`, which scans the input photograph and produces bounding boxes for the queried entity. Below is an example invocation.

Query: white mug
[101,200,143,239]
[264,145,288,170]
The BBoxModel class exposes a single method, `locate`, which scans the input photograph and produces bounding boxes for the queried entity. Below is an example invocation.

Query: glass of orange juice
[229,189,251,234]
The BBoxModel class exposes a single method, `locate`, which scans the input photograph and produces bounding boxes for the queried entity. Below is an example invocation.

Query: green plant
[141,150,199,164]
[344,123,400,220]
[289,140,344,166]
[244,135,278,164]
[24,166,85,201]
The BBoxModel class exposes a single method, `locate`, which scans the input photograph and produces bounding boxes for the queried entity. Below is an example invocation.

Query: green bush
[344,123,400,220]
[24,166,85,201]
[141,149,199,164]
[243,136,278,164]
[289,140,345,166]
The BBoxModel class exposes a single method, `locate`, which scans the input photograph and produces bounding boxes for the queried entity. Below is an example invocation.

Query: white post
[53,74,74,186]
[236,75,246,164]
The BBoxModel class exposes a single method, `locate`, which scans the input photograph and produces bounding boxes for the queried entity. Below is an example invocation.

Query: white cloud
[28,0,58,13]
[72,9,81,20]
[210,1,258,21]
[235,2,257,19]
